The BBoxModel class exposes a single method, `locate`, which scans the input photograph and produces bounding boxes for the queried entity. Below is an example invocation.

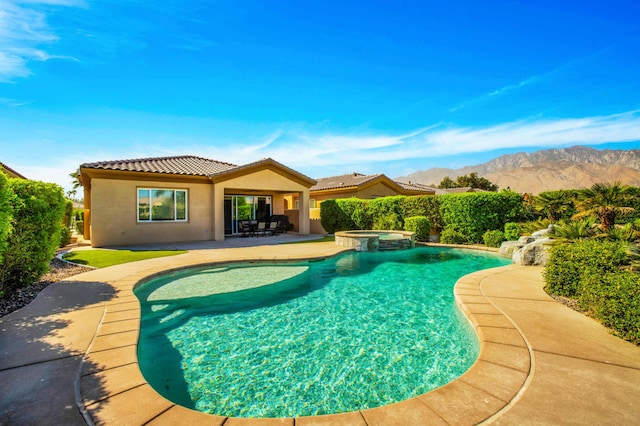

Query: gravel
[0,257,94,318]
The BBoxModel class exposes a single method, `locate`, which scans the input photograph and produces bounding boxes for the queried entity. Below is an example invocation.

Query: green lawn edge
[63,249,188,268]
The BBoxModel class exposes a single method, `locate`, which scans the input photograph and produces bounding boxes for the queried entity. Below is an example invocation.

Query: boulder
[518,236,535,244]
[531,224,556,240]
[498,240,524,258]
[512,238,554,266]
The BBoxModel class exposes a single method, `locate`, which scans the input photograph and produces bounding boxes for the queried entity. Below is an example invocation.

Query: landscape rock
[512,238,554,266]
[531,225,556,240]
[498,240,524,258]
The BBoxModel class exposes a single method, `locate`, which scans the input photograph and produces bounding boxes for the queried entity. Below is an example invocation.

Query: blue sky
[1,0,640,192]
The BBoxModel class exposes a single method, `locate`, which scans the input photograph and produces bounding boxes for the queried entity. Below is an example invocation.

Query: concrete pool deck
[1,237,640,425]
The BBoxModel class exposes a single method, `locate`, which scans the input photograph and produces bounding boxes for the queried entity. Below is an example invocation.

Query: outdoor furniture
[238,221,253,237]
[267,221,279,236]
[255,221,268,237]
[269,215,293,233]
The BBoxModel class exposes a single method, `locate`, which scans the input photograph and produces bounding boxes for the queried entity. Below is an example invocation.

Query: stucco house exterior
[290,173,436,218]
[79,155,316,247]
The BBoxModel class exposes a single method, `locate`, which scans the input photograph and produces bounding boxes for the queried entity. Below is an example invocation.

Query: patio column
[298,189,310,235]
[212,183,225,241]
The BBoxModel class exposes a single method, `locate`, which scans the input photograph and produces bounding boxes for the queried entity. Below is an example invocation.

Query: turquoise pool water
[135,247,509,418]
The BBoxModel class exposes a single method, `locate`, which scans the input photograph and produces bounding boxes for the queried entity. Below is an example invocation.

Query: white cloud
[0,0,81,81]
[224,110,640,170]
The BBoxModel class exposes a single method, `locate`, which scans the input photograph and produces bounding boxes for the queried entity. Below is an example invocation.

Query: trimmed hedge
[0,172,13,265]
[544,239,639,344]
[579,270,640,343]
[369,196,404,230]
[439,191,526,244]
[0,179,66,298]
[544,240,628,298]
[401,195,443,232]
[404,216,430,241]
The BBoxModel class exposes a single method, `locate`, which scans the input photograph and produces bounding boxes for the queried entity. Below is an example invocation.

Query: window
[309,199,317,208]
[138,188,188,222]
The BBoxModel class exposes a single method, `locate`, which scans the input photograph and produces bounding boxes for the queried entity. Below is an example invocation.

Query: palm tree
[534,190,574,222]
[574,182,635,231]
[69,169,82,190]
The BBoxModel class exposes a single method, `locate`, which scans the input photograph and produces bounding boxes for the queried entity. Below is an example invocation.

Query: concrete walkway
[1,238,639,425]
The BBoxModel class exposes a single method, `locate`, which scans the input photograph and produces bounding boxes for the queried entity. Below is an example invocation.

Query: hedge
[579,270,640,343]
[404,216,430,241]
[544,240,629,298]
[368,196,405,230]
[483,230,505,248]
[439,191,526,244]
[400,195,443,232]
[0,179,66,298]
[0,172,13,264]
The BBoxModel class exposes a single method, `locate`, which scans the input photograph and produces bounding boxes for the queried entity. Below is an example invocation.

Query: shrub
[369,196,404,230]
[504,222,520,240]
[0,179,66,297]
[60,224,72,247]
[401,196,443,232]
[404,216,430,241]
[337,198,371,230]
[440,228,467,244]
[0,172,13,265]
[544,240,629,298]
[439,191,526,243]
[579,270,640,344]
[320,199,353,233]
[483,230,505,248]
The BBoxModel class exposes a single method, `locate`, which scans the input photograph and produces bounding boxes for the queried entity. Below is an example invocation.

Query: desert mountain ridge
[396,146,640,194]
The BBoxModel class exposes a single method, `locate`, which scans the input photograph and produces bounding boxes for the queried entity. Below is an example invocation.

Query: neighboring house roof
[444,187,487,193]
[312,173,435,195]
[311,173,384,191]
[80,155,237,176]
[0,162,27,179]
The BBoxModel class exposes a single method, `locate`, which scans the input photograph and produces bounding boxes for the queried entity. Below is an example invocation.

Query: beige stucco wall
[356,182,399,198]
[90,178,213,247]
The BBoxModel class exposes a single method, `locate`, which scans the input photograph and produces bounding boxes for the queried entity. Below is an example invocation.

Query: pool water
[135,247,509,418]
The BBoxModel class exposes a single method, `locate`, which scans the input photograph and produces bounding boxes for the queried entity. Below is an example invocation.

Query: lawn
[63,249,188,268]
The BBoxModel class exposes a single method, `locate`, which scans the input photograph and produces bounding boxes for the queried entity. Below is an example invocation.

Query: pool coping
[75,243,535,425]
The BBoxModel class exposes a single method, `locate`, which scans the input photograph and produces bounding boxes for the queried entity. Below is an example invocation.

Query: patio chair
[255,221,268,237]
[238,221,253,237]
[267,221,279,236]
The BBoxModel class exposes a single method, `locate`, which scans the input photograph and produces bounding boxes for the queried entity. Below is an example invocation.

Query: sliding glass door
[224,195,272,235]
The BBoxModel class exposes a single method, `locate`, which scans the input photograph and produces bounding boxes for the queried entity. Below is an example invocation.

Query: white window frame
[137,188,188,222]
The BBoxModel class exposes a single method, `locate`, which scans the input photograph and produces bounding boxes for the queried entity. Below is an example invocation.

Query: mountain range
[397,146,640,194]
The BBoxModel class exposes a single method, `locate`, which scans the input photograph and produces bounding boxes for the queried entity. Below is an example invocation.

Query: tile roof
[311,173,384,191]
[396,181,437,194]
[80,155,237,176]
[0,162,27,179]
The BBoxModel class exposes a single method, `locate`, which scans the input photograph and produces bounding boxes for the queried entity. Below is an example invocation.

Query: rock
[512,238,554,266]
[518,236,535,244]
[498,240,524,258]
[531,224,557,240]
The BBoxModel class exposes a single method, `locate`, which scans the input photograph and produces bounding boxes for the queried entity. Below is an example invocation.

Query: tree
[456,173,498,191]
[437,176,457,189]
[69,169,82,190]
[534,190,574,222]
[574,182,634,231]
[437,173,498,191]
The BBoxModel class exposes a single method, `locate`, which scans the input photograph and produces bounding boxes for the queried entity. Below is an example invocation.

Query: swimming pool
[134,246,509,418]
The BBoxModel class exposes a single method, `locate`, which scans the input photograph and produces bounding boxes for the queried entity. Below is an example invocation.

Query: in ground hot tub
[335,230,415,252]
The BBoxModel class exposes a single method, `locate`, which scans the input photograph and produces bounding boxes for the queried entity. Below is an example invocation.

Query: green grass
[63,249,188,268]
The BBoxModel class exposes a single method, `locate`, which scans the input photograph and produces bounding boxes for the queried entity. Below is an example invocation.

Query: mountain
[397,146,640,194]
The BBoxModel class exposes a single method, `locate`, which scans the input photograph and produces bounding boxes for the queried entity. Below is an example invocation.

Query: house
[0,162,27,179]
[290,173,436,217]
[79,156,316,247]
